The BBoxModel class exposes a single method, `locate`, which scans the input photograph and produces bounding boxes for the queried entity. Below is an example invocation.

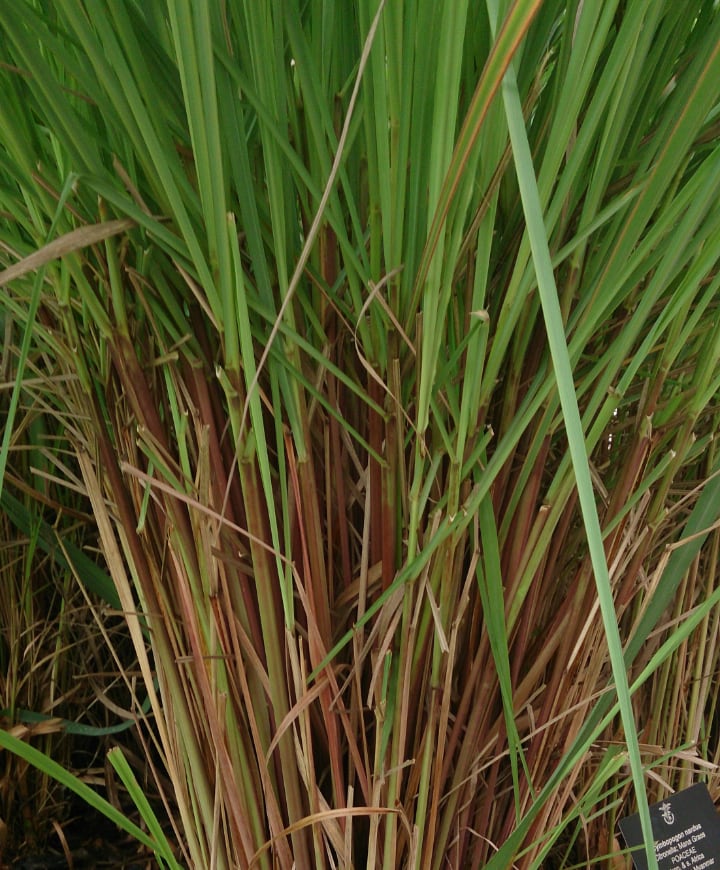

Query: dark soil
[1,799,164,869]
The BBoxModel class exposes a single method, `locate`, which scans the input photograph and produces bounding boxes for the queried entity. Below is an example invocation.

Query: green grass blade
[108,746,183,870]
[487,0,657,864]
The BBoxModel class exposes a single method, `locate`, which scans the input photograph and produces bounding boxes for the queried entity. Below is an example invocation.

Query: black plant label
[619,783,720,869]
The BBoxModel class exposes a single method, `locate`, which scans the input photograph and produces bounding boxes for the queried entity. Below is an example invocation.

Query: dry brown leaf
[0,218,135,287]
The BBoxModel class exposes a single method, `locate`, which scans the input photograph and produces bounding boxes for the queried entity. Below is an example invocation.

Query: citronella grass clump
[2,2,720,868]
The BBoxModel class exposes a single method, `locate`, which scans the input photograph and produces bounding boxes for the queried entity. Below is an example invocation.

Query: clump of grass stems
[2,2,720,867]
